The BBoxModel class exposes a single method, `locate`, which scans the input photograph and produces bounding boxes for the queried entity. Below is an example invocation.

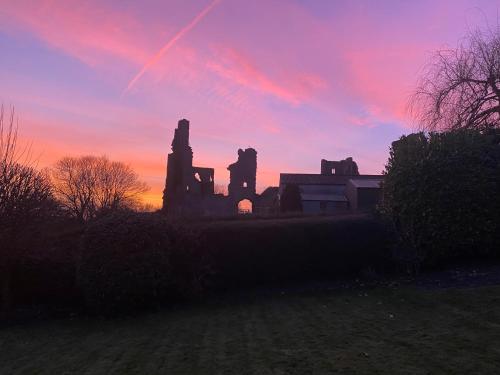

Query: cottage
[279,158,383,214]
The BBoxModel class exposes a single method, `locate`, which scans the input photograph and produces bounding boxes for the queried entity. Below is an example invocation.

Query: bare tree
[0,106,54,311]
[411,26,500,131]
[51,155,149,221]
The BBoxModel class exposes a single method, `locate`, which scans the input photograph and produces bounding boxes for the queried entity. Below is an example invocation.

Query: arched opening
[243,182,248,188]
[237,199,253,214]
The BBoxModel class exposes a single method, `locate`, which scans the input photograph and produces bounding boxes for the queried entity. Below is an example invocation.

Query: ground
[2,283,500,374]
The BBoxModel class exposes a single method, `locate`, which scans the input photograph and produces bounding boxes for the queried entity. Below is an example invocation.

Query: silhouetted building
[254,187,279,215]
[163,119,215,215]
[162,119,272,216]
[345,178,383,212]
[321,157,359,176]
[227,148,257,211]
[279,158,382,214]
[163,120,379,217]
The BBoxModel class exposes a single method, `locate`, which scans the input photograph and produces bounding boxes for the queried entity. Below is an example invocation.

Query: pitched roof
[260,186,279,197]
[257,187,279,205]
[348,179,383,188]
[280,173,383,186]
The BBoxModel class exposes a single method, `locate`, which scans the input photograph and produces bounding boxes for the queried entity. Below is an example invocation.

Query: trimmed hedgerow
[78,211,206,314]
[199,215,393,289]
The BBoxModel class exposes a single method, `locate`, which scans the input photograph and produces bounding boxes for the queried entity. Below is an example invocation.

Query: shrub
[10,217,83,309]
[199,215,393,289]
[381,129,500,268]
[78,211,205,314]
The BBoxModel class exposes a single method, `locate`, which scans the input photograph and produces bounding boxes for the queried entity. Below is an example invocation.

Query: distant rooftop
[301,193,348,202]
[280,173,383,186]
[348,179,383,189]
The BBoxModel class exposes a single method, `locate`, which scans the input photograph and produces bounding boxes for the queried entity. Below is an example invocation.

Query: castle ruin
[321,157,359,176]
[163,118,382,216]
[162,119,272,216]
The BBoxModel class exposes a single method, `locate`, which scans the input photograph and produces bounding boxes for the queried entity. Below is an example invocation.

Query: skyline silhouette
[0,0,497,206]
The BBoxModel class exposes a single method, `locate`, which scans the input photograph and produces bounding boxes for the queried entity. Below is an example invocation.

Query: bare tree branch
[410,26,500,131]
[51,155,149,221]
[0,106,54,311]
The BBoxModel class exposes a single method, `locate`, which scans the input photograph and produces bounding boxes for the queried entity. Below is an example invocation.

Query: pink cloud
[5,0,487,207]
[207,47,327,105]
[124,0,222,94]
[346,115,376,128]
[0,0,153,67]
[0,0,327,108]
[341,44,426,125]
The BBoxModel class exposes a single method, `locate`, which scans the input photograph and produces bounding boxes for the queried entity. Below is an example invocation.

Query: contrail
[123,0,221,95]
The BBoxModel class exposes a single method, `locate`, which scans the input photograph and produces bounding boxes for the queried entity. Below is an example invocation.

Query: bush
[78,211,205,314]
[199,215,393,289]
[381,129,500,268]
[9,212,393,315]
[8,216,82,310]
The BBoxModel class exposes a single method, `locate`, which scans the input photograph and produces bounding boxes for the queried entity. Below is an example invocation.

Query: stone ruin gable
[162,119,215,213]
[163,119,193,212]
[163,119,262,216]
[321,157,359,176]
[192,167,215,196]
[227,148,257,207]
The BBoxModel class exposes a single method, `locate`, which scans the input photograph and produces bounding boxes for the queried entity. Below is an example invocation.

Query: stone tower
[162,119,194,212]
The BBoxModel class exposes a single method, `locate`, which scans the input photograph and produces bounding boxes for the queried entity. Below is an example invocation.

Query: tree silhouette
[51,155,149,221]
[411,27,500,131]
[0,106,54,311]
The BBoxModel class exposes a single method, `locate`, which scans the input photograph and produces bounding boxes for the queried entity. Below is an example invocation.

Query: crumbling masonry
[321,157,359,176]
[163,119,267,216]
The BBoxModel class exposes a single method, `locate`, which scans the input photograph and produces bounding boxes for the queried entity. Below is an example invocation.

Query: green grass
[2,285,500,374]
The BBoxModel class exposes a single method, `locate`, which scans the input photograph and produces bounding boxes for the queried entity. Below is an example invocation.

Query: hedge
[381,129,500,268]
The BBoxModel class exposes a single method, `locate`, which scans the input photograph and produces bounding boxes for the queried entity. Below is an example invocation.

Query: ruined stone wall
[163,120,260,216]
[227,148,257,209]
[163,119,194,212]
[321,157,359,176]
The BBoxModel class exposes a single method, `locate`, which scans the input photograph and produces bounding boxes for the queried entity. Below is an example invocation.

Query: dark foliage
[200,216,393,289]
[381,129,500,269]
[280,184,303,213]
[9,213,394,316]
[1,106,60,312]
[10,218,83,309]
[78,211,206,314]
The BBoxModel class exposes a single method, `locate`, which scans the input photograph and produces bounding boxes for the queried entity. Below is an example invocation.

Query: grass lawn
[2,285,500,374]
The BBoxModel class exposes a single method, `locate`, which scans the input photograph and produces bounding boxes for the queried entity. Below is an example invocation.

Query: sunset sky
[1,0,498,206]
